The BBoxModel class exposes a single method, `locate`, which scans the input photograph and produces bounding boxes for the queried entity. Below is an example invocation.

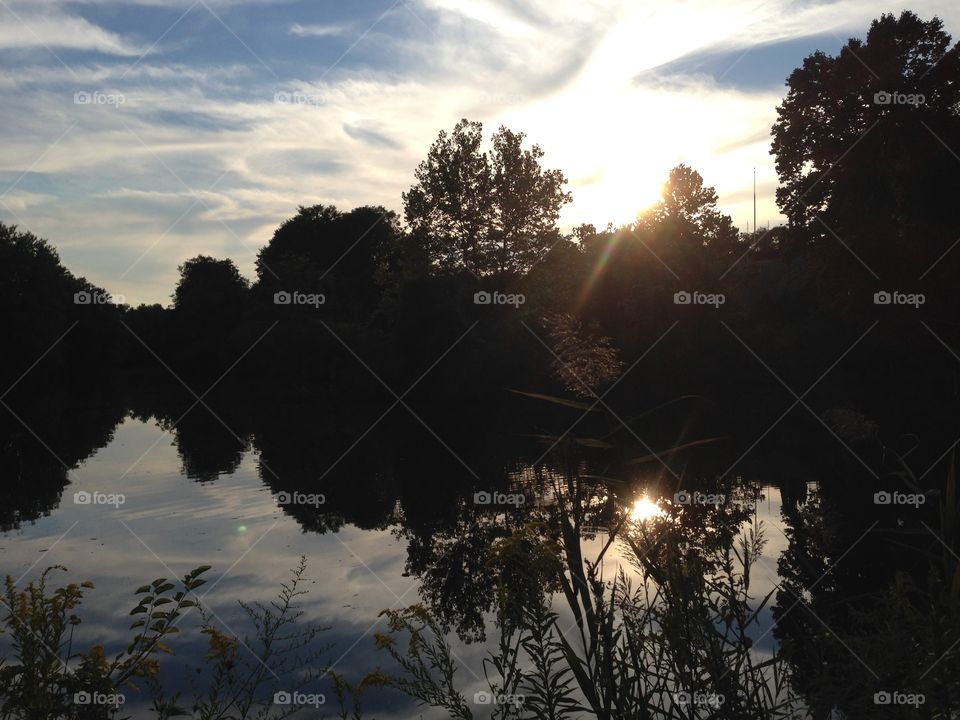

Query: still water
[0,405,799,718]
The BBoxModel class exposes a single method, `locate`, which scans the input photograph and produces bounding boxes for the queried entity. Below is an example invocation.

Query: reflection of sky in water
[0,416,796,717]
[602,488,790,661]
[0,418,453,718]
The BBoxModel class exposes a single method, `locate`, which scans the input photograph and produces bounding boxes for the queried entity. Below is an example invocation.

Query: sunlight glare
[630,495,666,523]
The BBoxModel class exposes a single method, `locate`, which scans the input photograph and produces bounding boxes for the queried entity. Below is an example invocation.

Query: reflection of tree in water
[379,467,802,718]
[0,385,126,530]
[772,455,957,718]
[394,460,763,644]
[250,399,401,534]
[167,408,250,483]
[128,388,257,483]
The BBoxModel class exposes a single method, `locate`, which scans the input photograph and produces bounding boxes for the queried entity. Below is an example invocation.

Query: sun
[565,167,663,231]
[629,495,666,523]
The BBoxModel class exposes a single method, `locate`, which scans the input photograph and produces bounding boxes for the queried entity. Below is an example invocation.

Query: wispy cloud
[289,22,351,38]
[0,5,144,55]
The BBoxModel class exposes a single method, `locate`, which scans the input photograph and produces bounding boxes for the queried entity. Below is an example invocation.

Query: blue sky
[1,0,957,304]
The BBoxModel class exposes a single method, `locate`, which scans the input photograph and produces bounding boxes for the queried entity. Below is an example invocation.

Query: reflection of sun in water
[630,495,666,523]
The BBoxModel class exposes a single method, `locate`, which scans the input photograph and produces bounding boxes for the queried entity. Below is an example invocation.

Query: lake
[0,387,941,718]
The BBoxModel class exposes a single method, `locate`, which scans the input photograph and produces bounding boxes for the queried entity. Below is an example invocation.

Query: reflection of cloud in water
[0,416,800,717]
[0,416,433,717]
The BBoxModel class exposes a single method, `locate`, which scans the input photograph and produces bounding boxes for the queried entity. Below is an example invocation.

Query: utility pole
[753,167,757,237]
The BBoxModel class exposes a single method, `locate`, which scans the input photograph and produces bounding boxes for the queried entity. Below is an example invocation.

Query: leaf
[625,437,725,464]
[509,390,596,411]
[521,434,613,449]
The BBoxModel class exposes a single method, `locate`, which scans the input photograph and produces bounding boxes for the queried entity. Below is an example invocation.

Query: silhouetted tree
[173,255,249,314]
[638,164,739,260]
[254,204,406,325]
[0,222,123,385]
[168,255,250,376]
[403,119,571,277]
[771,11,960,283]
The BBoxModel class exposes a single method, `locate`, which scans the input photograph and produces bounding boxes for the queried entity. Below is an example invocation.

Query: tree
[403,119,571,277]
[168,256,252,376]
[640,164,739,257]
[254,204,406,322]
[0,223,122,384]
[173,255,249,315]
[770,11,960,281]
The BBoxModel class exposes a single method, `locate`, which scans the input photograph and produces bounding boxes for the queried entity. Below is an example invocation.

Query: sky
[1,0,958,305]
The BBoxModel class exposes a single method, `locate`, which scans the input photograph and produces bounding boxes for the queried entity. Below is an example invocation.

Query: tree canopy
[640,164,739,259]
[403,119,571,278]
[771,10,960,280]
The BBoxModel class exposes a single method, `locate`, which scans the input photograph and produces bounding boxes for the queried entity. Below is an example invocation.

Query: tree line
[2,11,959,420]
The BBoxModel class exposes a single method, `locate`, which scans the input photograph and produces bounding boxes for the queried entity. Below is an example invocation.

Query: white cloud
[0,6,143,55]
[288,22,350,38]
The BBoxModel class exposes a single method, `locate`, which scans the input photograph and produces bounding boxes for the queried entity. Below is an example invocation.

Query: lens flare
[577,231,622,309]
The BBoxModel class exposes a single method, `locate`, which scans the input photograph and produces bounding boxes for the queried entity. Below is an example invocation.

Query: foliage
[639,164,740,259]
[377,474,805,719]
[403,119,571,277]
[541,314,624,399]
[771,10,960,282]
[0,564,208,720]
[0,558,363,720]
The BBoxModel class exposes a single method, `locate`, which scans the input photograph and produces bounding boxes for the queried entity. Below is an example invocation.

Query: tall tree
[253,204,405,321]
[770,11,960,280]
[642,164,739,256]
[403,119,571,277]
[0,223,122,384]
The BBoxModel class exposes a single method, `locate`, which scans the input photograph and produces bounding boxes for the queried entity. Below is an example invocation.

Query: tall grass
[377,472,806,719]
